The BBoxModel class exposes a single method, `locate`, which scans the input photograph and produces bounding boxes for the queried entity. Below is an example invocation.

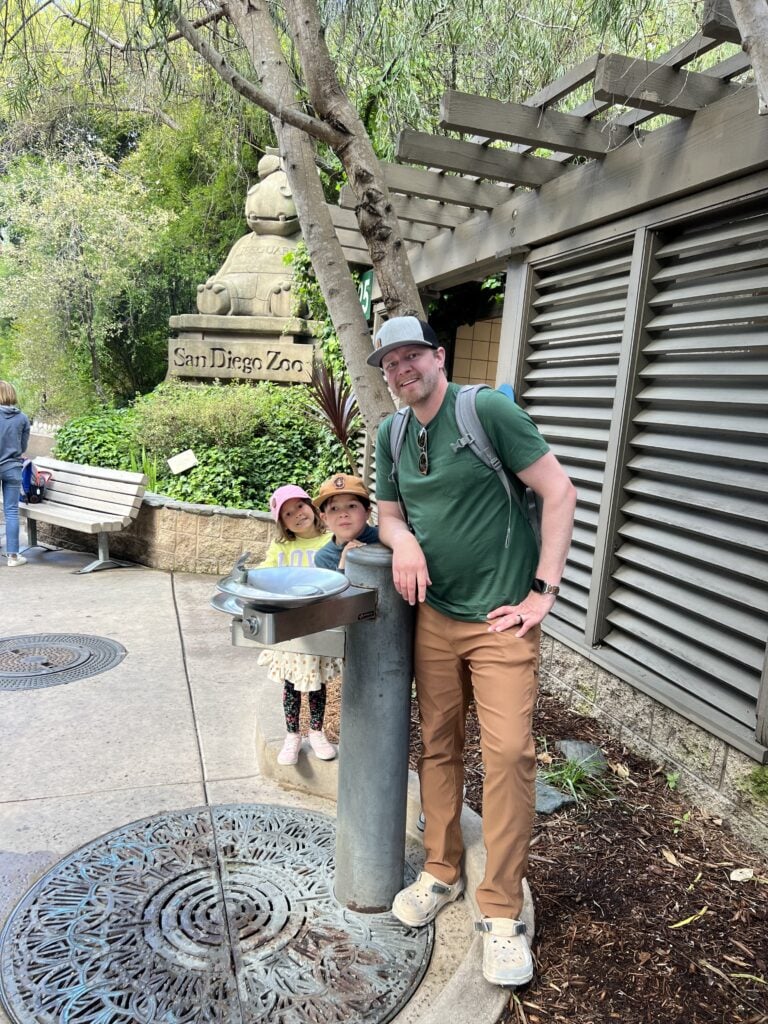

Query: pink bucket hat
[269,485,316,523]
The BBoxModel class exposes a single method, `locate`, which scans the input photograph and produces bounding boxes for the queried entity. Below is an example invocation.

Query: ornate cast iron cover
[0,634,126,691]
[0,804,433,1024]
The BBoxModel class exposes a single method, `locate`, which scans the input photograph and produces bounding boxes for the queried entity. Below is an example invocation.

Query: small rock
[535,778,576,815]
[555,739,607,776]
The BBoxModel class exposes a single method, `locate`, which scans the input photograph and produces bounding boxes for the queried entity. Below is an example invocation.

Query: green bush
[53,408,138,469]
[52,382,350,510]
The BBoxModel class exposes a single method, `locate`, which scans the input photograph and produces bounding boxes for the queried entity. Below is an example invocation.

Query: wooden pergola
[332,0,768,764]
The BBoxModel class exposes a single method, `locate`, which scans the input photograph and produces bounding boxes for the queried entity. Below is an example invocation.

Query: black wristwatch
[531,577,560,596]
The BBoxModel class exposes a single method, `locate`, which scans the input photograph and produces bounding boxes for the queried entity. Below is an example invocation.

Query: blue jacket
[0,405,30,474]
[315,524,380,571]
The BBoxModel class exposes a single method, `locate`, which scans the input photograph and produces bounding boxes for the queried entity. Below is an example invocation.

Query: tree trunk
[730,0,768,115]
[222,0,397,431]
[282,0,425,319]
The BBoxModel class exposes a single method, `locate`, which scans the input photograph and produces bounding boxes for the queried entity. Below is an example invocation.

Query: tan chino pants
[415,602,540,919]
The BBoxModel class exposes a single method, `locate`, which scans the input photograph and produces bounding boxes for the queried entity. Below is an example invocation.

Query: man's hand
[391,533,431,605]
[487,591,556,637]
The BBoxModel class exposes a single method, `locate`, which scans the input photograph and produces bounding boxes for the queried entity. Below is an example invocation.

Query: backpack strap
[451,384,534,550]
[388,405,413,525]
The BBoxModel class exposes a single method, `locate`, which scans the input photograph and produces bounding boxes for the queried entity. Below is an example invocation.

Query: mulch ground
[320,682,768,1024]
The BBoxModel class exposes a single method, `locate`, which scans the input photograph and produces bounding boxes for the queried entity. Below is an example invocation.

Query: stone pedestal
[168,314,319,384]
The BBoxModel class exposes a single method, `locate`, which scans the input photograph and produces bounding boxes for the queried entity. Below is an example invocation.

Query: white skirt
[257,650,342,692]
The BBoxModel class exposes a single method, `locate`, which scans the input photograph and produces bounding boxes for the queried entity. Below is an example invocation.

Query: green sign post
[357,270,374,321]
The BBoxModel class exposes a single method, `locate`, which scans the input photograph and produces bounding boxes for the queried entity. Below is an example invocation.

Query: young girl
[0,380,31,567]
[258,485,341,765]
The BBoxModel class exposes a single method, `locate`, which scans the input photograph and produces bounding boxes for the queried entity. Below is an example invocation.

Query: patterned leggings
[283,680,326,733]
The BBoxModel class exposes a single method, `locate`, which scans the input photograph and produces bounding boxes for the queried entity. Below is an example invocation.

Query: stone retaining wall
[34,494,278,575]
[540,634,768,852]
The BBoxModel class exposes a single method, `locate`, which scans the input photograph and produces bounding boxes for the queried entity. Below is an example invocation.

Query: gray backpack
[387,384,541,550]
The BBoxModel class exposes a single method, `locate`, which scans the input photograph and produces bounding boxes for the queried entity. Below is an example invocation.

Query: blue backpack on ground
[388,384,541,550]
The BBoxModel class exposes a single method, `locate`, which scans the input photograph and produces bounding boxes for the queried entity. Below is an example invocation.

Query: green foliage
[541,757,614,803]
[0,153,174,416]
[52,381,350,510]
[285,241,355,377]
[53,408,139,469]
[736,766,768,805]
[665,770,680,791]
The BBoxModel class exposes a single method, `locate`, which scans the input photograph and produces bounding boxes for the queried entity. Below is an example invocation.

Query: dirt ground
[320,681,768,1024]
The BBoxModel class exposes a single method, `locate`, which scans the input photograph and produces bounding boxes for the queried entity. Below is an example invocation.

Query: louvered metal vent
[603,208,768,748]
[523,246,633,632]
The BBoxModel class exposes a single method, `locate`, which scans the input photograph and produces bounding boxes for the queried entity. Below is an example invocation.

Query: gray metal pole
[335,544,414,912]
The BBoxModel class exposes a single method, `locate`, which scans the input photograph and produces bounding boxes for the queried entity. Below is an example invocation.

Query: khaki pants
[414,602,540,919]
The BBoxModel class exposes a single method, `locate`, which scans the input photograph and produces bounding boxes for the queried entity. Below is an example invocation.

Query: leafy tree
[0,153,173,416]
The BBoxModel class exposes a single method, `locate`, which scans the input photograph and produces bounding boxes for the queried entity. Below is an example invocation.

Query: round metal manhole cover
[0,634,126,691]
[0,804,433,1024]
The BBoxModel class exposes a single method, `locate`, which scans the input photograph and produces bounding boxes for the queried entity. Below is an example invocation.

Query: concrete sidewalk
[0,543,510,1024]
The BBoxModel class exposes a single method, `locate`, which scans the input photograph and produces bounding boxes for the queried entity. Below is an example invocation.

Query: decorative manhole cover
[0,634,126,691]
[0,804,433,1024]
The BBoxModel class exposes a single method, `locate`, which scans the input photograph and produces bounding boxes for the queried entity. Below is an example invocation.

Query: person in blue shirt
[0,380,31,567]
[314,474,379,571]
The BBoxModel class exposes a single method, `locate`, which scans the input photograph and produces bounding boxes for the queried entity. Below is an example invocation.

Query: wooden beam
[525,52,602,109]
[702,0,741,43]
[341,246,372,266]
[334,227,369,251]
[397,129,566,187]
[381,162,513,209]
[339,183,474,229]
[406,87,768,287]
[440,89,634,157]
[328,200,445,245]
[594,53,740,116]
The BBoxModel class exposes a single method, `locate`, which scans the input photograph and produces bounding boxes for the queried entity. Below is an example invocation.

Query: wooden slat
[40,488,140,518]
[341,246,373,266]
[339,185,471,229]
[397,130,566,187]
[406,87,767,289]
[45,480,142,513]
[35,456,145,487]
[701,0,741,43]
[20,505,128,534]
[440,90,634,158]
[382,162,513,209]
[594,53,739,116]
[38,466,144,498]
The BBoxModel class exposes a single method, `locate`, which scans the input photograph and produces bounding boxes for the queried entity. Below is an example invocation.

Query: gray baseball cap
[367,316,439,367]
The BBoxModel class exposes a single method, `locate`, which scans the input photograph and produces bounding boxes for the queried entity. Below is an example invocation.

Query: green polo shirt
[376,383,549,621]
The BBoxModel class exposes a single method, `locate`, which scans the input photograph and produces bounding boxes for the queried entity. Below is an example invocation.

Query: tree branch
[50,0,126,51]
[170,6,347,147]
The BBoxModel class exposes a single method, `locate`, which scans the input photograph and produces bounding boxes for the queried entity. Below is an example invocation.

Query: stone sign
[169,336,313,383]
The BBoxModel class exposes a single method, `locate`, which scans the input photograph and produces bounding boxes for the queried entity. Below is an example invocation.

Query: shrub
[52,382,350,509]
[53,408,137,469]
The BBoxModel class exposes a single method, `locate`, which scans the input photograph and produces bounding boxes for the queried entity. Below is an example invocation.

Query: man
[371,316,576,987]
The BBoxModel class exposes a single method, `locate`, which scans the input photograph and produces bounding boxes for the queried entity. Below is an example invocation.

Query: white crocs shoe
[392,871,464,927]
[277,733,302,766]
[478,917,533,986]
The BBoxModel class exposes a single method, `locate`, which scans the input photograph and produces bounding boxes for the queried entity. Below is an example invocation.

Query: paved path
[0,544,506,1024]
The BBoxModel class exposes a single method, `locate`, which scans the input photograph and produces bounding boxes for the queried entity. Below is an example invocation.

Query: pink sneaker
[277,733,302,766]
[308,730,336,761]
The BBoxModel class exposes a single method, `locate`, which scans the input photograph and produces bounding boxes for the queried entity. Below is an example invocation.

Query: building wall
[450,318,501,386]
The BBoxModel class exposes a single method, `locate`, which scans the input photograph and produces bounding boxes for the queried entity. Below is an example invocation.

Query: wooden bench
[20,456,148,574]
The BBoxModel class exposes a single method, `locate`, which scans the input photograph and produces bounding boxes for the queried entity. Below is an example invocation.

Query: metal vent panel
[604,207,768,737]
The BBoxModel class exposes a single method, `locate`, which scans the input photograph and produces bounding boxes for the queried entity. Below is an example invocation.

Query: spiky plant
[308,361,361,473]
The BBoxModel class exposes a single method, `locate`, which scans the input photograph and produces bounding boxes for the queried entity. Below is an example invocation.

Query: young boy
[314,474,379,571]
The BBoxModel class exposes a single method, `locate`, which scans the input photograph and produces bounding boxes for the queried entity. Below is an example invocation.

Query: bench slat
[36,489,140,518]
[41,468,145,499]
[20,505,128,534]
[35,456,147,487]
[46,480,142,513]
